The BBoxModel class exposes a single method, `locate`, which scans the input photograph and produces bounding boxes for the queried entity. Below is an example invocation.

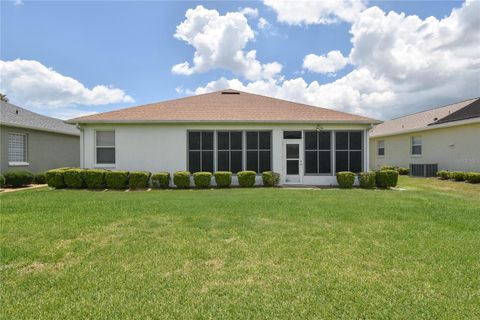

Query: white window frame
[377,140,385,157]
[95,130,116,167]
[411,136,422,156]
[8,132,29,166]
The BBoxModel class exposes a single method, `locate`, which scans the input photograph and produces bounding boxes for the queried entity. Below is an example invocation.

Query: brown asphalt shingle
[69,89,380,124]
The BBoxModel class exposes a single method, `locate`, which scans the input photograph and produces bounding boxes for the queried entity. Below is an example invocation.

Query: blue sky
[1,0,478,120]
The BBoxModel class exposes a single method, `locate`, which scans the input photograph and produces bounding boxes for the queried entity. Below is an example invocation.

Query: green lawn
[1,177,479,319]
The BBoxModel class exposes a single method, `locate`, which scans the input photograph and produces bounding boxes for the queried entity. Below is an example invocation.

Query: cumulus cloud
[303,50,349,74]
[258,17,271,30]
[240,7,258,18]
[0,59,134,110]
[172,5,282,81]
[264,0,367,25]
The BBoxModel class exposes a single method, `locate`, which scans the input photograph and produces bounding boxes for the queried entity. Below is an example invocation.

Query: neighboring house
[68,89,380,186]
[0,101,80,173]
[370,98,480,176]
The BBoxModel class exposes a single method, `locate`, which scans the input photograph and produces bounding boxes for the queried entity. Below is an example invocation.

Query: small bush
[262,171,280,187]
[64,169,86,188]
[193,172,212,188]
[380,166,397,171]
[151,172,170,189]
[173,171,191,189]
[0,174,5,187]
[33,172,46,184]
[105,170,129,189]
[238,171,256,187]
[450,171,465,181]
[465,172,480,184]
[4,170,34,187]
[358,172,376,189]
[129,171,151,189]
[214,171,232,188]
[336,171,355,188]
[375,170,399,188]
[437,170,450,180]
[398,167,410,175]
[85,169,107,189]
[46,169,66,188]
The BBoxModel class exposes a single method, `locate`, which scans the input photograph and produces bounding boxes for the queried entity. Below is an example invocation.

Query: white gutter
[67,119,382,125]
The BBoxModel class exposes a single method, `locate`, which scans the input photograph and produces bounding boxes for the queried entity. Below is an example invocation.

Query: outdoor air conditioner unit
[409,164,438,177]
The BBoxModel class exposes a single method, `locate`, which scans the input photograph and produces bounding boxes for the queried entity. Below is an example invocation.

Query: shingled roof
[0,101,79,136]
[370,97,480,138]
[68,89,380,124]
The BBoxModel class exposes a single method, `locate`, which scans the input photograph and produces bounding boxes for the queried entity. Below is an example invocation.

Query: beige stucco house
[369,98,480,176]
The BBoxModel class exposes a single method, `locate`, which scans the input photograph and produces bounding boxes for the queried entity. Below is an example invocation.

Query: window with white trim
[304,131,332,174]
[335,131,363,173]
[411,136,422,155]
[8,133,27,163]
[96,131,115,164]
[377,140,385,156]
[217,131,243,173]
[246,131,272,173]
[188,131,214,172]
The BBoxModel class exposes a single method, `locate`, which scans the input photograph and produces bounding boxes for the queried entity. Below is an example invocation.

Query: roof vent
[433,117,438,121]
[15,109,19,115]
[221,90,240,95]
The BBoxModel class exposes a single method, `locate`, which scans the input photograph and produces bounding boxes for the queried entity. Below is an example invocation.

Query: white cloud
[240,7,258,18]
[258,17,271,30]
[303,50,349,74]
[172,5,282,81]
[264,0,367,25]
[49,109,98,121]
[0,59,134,111]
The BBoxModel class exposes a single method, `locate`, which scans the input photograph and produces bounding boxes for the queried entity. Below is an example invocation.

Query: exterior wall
[80,123,371,186]
[0,125,80,173]
[369,122,480,172]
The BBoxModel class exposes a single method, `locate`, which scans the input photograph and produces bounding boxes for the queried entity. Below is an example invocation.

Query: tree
[0,93,8,102]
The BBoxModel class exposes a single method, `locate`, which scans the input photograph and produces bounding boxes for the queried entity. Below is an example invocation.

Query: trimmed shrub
[336,171,355,188]
[0,174,5,187]
[450,171,465,181]
[85,169,107,189]
[375,170,399,188]
[33,172,46,184]
[262,171,280,187]
[358,172,376,189]
[151,172,170,189]
[46,169,66,188]
[214,171,232,188]
[64,169,86,188]
[437,170,450,180]
[238,171,256,187]
[465,172,480,184]
[193,172,212,188]
[173,171,191,189]
[129,171,151,189]
[380,165,397,171]
[4,170,34,187]
[105,170,129,189]
[398,167,410,175]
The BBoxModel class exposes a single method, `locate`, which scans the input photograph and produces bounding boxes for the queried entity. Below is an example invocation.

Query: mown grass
[1,177,479,319]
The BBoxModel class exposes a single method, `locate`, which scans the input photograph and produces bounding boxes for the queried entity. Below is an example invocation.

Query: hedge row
[380,166,410,175]
[336,170,399,189]
[437,170,480,184]
[45,168,281,189]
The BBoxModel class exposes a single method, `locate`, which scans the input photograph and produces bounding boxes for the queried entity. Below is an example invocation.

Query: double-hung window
[411,136,422,155]
[335,131,363,173]
[217,131,243,173]
[377,140,385,156]
[8,133,28,164]
[96,131,115,165]
[246,131,271,173]
[305,131,332,174]
[188,131,214,172]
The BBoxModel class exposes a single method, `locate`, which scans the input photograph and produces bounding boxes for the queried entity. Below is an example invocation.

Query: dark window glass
[246,151,258,171]
[305,151,318,174]
[189,151,200,173]
[97,148,115,164]
[202,151,214,172]
[318,132,331,150]
[283,131,302,139]
[305,132,317,150]
[349,132,362,150]
[335,151,349,172]
[378,148,385,156]
[217,151,229,171]
[246,132,258,149]
[412,145,422,155]
[319,151,331,174]
[336,132,349,150]
[189,132,200,150]
[259,151,271,172]
[231,132,242,150]
[231,151,243,173]
[286,144,299,158]
[202,132,214,150]
[259,132,271,149]
[217,132,229,150]
[287,160,299,175]
[350,151,362,173]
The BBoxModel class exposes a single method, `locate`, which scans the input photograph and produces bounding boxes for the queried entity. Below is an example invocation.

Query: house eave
[67,119,381,125]
[0,121,80,136]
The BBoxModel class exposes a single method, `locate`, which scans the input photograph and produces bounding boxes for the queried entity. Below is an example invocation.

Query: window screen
[411,136,422,155]
[378,140,385,156]
[217,131,243,173]
[8,133,27,163]
[188,131,214,172]
[96,131,115,164]
[304,131,331,174]
[335,131,363,173]
[283,131,302,139]
[246,131,271,173]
